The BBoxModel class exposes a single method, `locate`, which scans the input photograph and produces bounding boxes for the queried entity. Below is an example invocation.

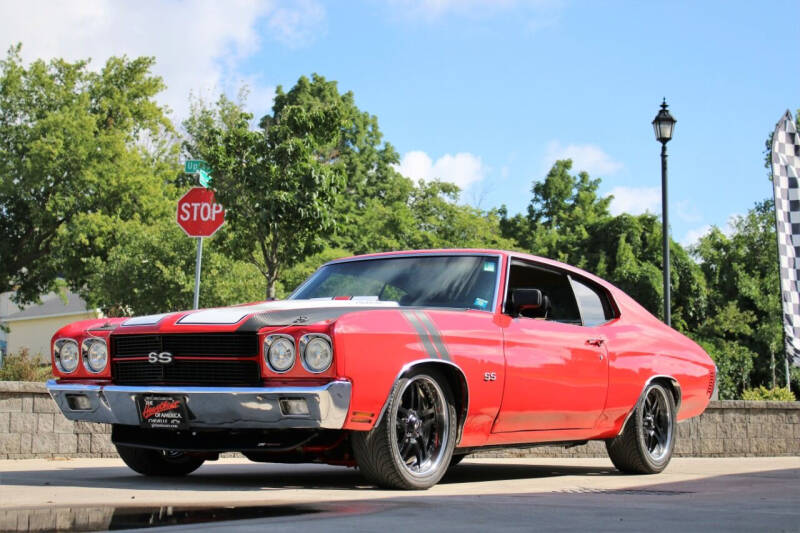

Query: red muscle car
[47,249,716,489]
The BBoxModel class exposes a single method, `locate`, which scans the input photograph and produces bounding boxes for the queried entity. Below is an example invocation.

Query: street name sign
[185,160,210,173]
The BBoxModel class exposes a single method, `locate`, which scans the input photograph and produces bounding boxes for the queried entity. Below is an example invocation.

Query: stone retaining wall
[474,400,800,458]
[0,382,115,459]
[1,382,798,459]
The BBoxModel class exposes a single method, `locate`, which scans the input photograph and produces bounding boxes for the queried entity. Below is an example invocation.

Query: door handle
[586,338,605,347]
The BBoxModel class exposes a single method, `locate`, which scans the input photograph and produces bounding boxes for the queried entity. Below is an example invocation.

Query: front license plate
[137,395,188,430]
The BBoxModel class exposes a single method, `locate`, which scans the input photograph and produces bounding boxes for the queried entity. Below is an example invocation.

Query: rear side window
[570,277,613,326]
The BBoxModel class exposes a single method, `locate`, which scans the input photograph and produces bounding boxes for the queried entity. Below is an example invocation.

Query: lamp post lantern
[653,98,676,327]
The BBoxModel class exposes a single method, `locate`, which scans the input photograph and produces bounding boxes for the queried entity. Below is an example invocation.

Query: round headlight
[266,335,295,373]
[55,339,80,373]
[301,335,333,373]
[82,338,108,373]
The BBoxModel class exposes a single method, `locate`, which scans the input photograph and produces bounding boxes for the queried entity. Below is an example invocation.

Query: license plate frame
[136,395,188,430]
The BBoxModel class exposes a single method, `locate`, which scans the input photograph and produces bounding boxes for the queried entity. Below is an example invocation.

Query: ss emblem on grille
[148,351,173,364]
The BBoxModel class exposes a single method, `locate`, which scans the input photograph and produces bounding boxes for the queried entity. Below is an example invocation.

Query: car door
[492,259,610,432]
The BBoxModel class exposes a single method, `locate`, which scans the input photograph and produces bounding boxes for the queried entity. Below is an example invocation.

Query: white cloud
[0,0,325,118]
[681,225,712,248]
[606,186,661,216]
[266,0,326,48]
[543,141,624,176]
[395,151,487,189]
[681,215,739,248]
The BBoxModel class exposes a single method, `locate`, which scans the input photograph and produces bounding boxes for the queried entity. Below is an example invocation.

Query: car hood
[114,299,400,334]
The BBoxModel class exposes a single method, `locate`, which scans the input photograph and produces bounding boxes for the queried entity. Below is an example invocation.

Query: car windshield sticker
[474,297,489,309]
[483,261,496,272]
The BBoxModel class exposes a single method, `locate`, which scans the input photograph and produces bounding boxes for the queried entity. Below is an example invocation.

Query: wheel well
[615,375,682,437]
[650,376,682,412]
[384,361,469,445]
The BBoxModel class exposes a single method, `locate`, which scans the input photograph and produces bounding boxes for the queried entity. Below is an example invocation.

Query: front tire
[352,369,457,489]
[606,382,676,474]
[116,445,205,477]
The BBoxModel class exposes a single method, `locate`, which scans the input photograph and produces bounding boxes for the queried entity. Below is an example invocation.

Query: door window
[505,260,581,324]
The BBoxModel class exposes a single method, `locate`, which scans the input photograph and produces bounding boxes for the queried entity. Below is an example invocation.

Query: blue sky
[2,0,798,246]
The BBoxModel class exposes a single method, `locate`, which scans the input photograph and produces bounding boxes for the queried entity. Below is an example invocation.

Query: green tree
[500,159,706,332]
[693,200,786,393]
[183,76,350,299]
[184,75,514,297]
[352,179,515,254]
[499,160,611,265]
[78,218,265,315]
[589,213,707,332]
[0,45,176,304]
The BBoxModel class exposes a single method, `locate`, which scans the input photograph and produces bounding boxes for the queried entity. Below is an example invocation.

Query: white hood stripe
[173,299,398,326]
[121,313,171,327]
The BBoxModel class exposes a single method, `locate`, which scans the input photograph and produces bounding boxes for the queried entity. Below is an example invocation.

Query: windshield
[291,255,499,311]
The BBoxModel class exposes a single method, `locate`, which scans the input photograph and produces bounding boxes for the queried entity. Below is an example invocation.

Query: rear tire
[116,445,205,476]
[352,369,457,489]
[606,382,676,474]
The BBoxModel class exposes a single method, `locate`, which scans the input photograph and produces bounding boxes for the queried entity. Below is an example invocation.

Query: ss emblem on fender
[148,351,173,364]
[483,372,497,382]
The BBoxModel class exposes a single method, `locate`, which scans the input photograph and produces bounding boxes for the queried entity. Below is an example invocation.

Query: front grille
[114,360,260,386]
[111,333,261,386]
[112,334,258,358]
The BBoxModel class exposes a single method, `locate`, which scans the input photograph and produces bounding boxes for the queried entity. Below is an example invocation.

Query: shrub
[0,348,52,382]
[741,386,796,402]
[698,339,755,400]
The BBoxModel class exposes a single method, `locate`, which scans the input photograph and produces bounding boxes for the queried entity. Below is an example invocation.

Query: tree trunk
[265,264,278,301]
[771,348,776,389]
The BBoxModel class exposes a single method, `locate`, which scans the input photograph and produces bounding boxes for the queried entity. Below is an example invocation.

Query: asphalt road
[1,456,799,532]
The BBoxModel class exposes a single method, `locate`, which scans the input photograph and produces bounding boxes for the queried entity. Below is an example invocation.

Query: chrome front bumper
[46,379,351,430]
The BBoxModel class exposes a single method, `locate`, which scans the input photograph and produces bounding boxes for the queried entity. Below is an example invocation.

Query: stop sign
[176,187,226,237]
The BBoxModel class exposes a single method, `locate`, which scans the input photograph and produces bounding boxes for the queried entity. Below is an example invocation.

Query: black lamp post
[652,99,676,327]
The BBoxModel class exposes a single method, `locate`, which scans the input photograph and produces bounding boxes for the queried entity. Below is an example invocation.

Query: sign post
[176,186,225,309]
[193,237,203,310]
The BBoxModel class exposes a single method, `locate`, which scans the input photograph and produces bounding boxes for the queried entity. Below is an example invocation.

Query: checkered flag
[771,110,800,366]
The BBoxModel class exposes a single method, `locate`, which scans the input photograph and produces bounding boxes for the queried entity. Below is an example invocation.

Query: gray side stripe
[403,311,439,360]
[414,311,451,361]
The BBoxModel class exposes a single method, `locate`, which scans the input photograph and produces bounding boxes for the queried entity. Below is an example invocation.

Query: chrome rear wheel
[640,385,673,462]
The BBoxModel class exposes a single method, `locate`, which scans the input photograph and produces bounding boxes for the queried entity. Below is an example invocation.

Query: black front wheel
[606,382,676,474]
[352,369,457,489]
[116,445,205,477]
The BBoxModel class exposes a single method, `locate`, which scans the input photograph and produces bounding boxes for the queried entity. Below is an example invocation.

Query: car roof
[324,248,661,325]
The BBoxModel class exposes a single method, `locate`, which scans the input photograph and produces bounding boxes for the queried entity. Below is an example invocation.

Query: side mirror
[511,288,544,316]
